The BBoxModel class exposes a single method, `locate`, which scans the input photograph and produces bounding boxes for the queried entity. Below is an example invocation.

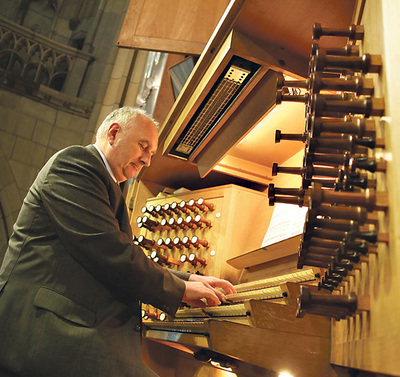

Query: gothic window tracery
[0,23,71,91]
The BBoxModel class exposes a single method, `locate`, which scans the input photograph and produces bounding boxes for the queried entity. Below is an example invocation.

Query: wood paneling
[118,0,230,55]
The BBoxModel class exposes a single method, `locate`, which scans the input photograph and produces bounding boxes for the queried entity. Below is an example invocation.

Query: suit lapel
[86,145,132,239]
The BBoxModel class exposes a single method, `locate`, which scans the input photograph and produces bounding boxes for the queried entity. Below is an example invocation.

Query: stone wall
[0,88,91,261]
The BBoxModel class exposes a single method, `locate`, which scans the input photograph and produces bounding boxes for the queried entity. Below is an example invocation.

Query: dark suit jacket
[0,145,187,377]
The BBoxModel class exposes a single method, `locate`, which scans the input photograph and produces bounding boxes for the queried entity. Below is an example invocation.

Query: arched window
[49,72,66,91]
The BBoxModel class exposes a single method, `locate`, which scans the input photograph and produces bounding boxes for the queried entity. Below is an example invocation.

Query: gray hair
[95,107,157,141]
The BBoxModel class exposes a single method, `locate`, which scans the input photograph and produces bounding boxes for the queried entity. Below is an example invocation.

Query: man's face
[105,115,158,183]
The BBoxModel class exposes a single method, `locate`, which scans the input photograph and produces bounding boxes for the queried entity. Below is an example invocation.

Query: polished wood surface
[227,235,302,270]
[206,319,340,377]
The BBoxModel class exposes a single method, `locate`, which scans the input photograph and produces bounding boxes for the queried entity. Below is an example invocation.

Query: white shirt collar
[92,144,117,183]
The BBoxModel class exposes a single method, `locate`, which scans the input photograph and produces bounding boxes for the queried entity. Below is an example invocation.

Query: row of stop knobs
[137,198,214,232]
[142,198,215,218]
[135,198,215,268]
[137,214,212,231]
[134,234,208,267]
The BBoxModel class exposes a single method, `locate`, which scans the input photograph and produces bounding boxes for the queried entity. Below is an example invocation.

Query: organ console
[129,183,338,376]
[123,0,397,375]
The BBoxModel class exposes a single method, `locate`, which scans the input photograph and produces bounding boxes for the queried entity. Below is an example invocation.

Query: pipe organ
[126,1,399,376]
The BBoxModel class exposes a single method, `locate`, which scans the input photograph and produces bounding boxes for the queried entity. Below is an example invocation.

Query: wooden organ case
[124,0,399,376]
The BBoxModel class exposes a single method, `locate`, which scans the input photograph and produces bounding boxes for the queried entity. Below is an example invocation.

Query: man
[0,107,236,376]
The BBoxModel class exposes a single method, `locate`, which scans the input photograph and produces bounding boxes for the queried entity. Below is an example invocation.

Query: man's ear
[107,123,120,145]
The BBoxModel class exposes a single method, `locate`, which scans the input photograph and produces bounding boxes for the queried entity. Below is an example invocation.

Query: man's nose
[140,152,151,167]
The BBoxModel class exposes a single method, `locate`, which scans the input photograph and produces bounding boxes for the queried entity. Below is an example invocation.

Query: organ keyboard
[233,267,316,292]
[145,269,317,326]
[141,270,343,377]
[175,303,248,318]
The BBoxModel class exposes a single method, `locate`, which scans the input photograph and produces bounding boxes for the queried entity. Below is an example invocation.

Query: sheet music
[261,203,308,247]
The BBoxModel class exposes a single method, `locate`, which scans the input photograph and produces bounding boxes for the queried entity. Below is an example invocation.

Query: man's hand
[182,275,237,308]
[182,281,221,308]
